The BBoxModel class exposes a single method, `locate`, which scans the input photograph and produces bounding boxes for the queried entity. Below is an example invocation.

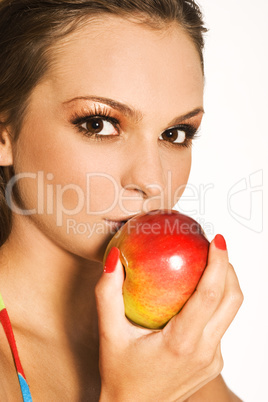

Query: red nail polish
[104,247,120,273]
[214,234,227,250]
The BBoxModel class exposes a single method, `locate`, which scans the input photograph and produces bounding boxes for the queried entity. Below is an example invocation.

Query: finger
[95,247,127,343]
[203,263,243,344]
[164,235,229,343]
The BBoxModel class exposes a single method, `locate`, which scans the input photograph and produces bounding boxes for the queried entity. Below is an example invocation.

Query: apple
[104,209,209,329]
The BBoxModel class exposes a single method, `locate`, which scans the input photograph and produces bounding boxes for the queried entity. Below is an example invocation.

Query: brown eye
[81,117,117,135]
[160,128,186,144]
[87,118,103,133]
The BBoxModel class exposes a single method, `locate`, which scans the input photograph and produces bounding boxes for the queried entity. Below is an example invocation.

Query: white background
[175,1,268,401]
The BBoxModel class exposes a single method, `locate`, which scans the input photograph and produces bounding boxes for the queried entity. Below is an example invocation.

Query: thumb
[95,247,126,342]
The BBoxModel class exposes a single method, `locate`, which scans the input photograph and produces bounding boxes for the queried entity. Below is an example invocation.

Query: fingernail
[214,234,227,250]
[104,247,120,273]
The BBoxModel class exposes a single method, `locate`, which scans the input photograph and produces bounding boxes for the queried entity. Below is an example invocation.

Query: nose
[120,139,166,199]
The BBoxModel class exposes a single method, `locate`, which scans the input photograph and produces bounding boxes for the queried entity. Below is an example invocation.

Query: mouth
[104,215,136,232]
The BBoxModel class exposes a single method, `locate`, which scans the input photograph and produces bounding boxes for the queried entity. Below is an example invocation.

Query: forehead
[40,15,204,113]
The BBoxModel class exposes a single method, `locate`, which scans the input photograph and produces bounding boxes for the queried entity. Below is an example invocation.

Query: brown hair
[0,0,207,246]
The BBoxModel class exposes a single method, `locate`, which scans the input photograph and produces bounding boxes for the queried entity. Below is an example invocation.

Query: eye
[159,128,186,144]
[81,117,118,136]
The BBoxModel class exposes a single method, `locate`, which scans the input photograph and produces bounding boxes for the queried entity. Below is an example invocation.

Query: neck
[0,214,103,343]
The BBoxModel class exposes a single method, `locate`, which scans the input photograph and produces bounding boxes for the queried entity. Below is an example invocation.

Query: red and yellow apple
[104,209,209,329]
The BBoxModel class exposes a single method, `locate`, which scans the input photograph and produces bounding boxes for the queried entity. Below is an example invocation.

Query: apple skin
[104,209,209,329]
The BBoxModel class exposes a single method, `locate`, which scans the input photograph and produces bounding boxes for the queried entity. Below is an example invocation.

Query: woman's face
[11,16,204,261]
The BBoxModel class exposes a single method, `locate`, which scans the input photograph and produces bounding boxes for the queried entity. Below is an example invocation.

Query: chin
[72,233,116,264]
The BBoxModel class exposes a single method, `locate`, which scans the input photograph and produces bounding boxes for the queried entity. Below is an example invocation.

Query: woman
[0,0,243,400]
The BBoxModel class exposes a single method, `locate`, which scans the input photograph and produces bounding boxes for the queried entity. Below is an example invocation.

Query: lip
[104,215,137,231]
[104,219,127,231]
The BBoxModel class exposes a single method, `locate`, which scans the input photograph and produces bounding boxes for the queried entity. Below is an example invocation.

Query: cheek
[12,126,118,214]
[164,149,192,206]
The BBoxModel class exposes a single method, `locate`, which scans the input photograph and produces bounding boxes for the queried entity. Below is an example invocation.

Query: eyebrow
[63,95,204,125]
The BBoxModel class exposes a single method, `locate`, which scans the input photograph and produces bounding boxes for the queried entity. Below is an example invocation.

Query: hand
[95,235,243,402]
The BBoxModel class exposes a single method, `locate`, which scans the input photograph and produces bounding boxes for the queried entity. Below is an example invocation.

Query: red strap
[0,308,26,379]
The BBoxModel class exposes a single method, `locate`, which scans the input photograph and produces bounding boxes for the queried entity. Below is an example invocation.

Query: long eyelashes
[71,104,120,139]
[160,124,199,148]
[70,105,200,148]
